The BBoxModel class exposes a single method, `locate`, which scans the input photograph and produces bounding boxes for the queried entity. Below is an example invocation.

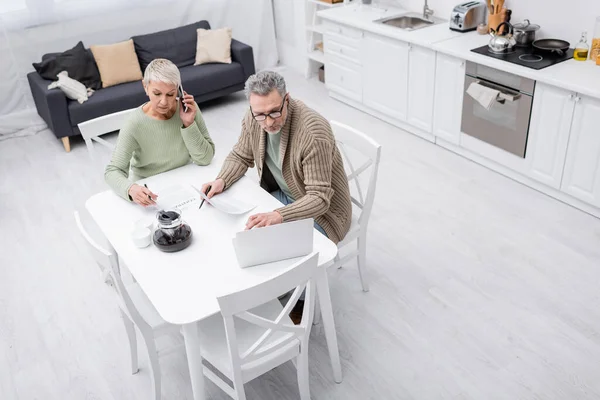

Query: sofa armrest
[27,72,74,138]
[231,39,256,79]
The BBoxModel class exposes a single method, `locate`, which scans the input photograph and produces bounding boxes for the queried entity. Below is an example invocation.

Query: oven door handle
[476,80,521,104]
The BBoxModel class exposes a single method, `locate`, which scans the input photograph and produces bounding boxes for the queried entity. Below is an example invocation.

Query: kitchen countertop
[318,4,600,100]
[317,4,463,47]
[432,32,600,100]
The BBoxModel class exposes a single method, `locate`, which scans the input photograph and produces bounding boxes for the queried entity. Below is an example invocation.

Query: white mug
[131,227,152,248]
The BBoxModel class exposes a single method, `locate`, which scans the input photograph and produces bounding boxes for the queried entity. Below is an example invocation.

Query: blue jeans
[270,190,328,237]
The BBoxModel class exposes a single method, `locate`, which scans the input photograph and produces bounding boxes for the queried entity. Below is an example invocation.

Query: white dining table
[86,161,342,400]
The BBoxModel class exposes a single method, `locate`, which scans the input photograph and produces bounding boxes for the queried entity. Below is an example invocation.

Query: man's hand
[245,211,283,230]
[200,178,225,199]
[128,184,157,207]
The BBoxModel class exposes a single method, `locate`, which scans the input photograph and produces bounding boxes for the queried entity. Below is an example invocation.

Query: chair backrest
[331,120,382,228]
[217,252,319,379]
[78,109,135,161]
[73,211,147,328]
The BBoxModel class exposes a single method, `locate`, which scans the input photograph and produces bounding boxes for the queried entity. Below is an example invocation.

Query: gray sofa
[27,20,255,151]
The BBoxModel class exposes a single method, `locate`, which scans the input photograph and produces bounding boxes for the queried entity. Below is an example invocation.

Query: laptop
[232,218,314,268]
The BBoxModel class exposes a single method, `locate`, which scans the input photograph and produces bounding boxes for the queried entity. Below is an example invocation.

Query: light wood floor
[2,67,600,400]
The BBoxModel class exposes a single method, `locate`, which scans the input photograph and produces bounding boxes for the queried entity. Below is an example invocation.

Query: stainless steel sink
[374,13,445,31]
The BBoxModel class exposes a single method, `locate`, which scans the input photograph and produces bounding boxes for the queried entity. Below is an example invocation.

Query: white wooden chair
[195,252,320,400]
[78,109,134,160]
[330,120,382,292]
[74,211,180,400]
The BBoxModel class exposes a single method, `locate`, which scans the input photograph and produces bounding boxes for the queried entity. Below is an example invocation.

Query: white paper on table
[153,184,199,211]
[191,185,256,215]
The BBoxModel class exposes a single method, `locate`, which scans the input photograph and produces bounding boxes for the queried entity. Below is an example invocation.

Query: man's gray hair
[244,71,287,99]
[143,58,181,87]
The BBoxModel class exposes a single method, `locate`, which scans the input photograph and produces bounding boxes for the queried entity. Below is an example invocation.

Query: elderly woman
[105,58,215,206]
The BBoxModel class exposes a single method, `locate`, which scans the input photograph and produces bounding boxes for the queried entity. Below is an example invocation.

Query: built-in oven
[461,61,536,158]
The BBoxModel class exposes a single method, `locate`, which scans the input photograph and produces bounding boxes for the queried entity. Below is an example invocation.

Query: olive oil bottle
[574,31,590,61]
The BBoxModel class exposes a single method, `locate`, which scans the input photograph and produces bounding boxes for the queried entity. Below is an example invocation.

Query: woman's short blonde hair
[143,58,181,87]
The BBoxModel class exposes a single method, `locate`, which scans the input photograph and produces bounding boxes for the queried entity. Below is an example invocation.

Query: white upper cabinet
[525,83,575,189]
[432,54,465,145]
[560,94,600,207]
[361,32,409,121]
[407,45,436,133]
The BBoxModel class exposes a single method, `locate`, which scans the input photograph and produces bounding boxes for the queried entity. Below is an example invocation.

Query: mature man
[201,70,351,244]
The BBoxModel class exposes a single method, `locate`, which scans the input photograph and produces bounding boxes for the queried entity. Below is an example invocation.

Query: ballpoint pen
[199,185,211,209]
[143,184,153,201]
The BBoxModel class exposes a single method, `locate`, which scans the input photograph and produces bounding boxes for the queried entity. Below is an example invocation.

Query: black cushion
[68,80,147,125]
[179,62,245,97]
[132,20,211,72]
[33,41,102,90]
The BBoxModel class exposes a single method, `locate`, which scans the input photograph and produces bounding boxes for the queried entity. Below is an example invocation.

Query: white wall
[273,0,308,74]
[395,0,600,44]
[275,0,600,75]
[0,0,278,138]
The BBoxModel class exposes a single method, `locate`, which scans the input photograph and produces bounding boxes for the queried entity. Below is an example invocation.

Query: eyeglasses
[251,94,287,121]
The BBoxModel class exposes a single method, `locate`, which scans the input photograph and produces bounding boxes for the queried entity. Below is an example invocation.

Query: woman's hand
[179,91,197,128]
[128,184,157,207]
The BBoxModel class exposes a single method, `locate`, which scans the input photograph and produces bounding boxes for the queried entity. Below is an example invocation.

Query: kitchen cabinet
[324,24,363,103]
[560,95,600,207]
[525,83,575,189]
[407,45,436,132]
[324,57,362,102]
[361,32,409,121]
[432,54,465,145]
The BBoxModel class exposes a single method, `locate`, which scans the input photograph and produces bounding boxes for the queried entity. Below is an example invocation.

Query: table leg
[315,267,343,383]
[182,323,206,400]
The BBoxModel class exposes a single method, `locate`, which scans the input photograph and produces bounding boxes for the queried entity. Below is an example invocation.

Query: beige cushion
[194,28,232,65]
[90,39,143,88]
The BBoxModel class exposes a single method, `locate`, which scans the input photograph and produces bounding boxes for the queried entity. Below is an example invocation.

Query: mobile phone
[178,85,188,113]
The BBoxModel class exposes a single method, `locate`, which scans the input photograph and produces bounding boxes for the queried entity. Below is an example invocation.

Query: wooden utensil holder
[488,9,508,34]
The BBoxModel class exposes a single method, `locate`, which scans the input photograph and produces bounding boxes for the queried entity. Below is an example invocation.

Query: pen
[143,184,153,201]
[199,185,211,209]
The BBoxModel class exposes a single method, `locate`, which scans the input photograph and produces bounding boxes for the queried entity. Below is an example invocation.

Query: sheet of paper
[191,185,256,215]
[153,184,199,211]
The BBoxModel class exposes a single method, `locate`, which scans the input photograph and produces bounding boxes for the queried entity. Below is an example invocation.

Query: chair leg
[120,311,138,374]
[357,235,369,292]
[334,254,342,269]
[61,136,71,152]
[296,345,311,400]
[312,291,321,326]
[140,330,161,400]
[232,381,247,400]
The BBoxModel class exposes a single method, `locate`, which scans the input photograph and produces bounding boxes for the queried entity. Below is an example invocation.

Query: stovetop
[471,45,574,70]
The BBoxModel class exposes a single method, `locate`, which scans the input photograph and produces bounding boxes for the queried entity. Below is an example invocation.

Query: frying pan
[532,39,570,56]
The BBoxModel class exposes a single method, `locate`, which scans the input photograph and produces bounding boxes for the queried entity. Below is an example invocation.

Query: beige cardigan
[216,98,351,243]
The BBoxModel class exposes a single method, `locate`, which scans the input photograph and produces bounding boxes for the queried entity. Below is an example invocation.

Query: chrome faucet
[423,0,434,20]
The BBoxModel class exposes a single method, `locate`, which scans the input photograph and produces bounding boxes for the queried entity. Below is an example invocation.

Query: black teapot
[153,208,193,252]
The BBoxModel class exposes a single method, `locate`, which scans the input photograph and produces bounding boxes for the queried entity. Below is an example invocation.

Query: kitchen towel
[467,81,500,110]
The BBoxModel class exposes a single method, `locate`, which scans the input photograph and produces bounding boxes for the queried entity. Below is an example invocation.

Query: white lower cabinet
[361,32,409,121]
[325,57,362,102]
[560,94,600,207]
[432,54,466,145]
[525,83,575,189]
[407,45,436,133]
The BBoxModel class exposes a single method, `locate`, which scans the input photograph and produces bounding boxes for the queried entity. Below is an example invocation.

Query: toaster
[449,1,487,32]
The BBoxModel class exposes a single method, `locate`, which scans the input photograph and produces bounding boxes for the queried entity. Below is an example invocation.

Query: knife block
[488,10,508,34]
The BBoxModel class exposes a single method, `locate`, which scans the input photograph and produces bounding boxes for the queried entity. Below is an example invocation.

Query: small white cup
[131,227,152,248]
[135,216,155,231]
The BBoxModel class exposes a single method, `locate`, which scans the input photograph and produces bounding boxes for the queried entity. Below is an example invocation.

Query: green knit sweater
[105,102,215,200]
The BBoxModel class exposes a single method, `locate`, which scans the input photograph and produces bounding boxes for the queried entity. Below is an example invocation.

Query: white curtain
[0,0,278,141]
